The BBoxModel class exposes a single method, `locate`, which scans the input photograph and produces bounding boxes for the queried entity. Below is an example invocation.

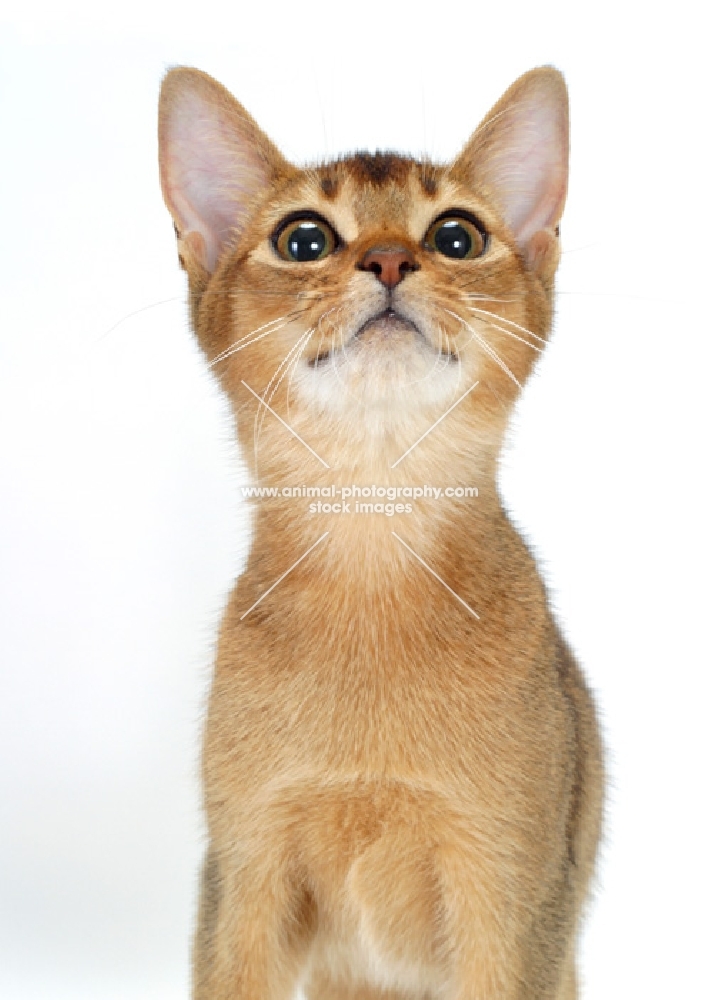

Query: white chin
[294,322,464,425]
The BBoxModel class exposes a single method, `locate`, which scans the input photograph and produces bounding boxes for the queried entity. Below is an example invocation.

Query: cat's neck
[245,448,508,591]
[236,379,512,591]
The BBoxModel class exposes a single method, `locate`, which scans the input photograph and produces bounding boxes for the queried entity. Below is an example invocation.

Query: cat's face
[228,157,523,422]
[159,68,568,475]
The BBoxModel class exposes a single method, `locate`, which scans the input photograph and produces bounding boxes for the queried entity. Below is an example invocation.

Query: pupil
[435,221,472,259]
[288,223,326,261]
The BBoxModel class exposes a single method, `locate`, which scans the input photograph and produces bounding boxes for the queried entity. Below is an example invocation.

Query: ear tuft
[451,67,569,259]
[158,67,289,272]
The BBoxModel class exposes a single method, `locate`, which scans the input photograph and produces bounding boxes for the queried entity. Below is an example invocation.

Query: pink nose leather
[359,248,418,289]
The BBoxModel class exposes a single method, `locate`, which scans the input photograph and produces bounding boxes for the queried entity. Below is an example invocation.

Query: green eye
[425,215,487,260]
[274,216,337,262]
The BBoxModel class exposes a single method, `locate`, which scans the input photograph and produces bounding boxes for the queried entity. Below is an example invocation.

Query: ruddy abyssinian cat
[158,65,603,1000]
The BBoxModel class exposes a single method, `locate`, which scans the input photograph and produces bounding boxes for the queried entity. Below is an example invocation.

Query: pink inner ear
[495,101,568,243]
[453,70,569,253]
[159,77,276,272]
[162,107,232,270]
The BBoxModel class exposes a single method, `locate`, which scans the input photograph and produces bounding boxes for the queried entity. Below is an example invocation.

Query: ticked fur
[158,65,603,1000]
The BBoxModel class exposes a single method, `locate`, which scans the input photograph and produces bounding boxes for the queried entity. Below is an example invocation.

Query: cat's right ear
[450,67,568,274]
[158,68,290,274]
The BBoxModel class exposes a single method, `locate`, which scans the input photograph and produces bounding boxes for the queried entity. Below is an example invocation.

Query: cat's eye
[273,215,338,262]
[424,214,487,260]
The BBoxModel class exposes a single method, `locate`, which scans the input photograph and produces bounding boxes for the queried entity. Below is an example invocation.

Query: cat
[158,65,604,1000]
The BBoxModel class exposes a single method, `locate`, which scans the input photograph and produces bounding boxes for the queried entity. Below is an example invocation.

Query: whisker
[96,297,183,341]
[302,309,334,375]
[209,324,288,368]
[256,329,313,433]
[483,378,510,416]
[447,319,463,392]
[253,329,314,467]
[469,329,522,389]
[436,323,452,372]
[298,288,337,299]
[208,293,345,369]
[421,322,453,383]
[298,302,344,377]
[254,335,304,440]
[443,309,522,389]
[328,304,372,403]
[315,304,343,338]
[285,329,315,424]
[209,312,301,368]
[460,293,519,304]
[464,305,547,346]
[265,327,314,415]
[471,317,542,353]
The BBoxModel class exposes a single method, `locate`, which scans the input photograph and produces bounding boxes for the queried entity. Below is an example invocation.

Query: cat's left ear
[158,67,291,274]
[450,67,568,272]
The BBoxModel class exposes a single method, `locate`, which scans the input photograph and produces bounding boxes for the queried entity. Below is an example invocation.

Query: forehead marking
[348,152,413,186]
[290,164,503,248]
[420,171,438,196]
[320,174,339,199]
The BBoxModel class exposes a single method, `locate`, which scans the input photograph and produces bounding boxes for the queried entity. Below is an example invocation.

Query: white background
[1,2,712,998]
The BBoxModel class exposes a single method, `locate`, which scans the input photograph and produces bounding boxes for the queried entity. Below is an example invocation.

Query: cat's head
[158,67,567,480]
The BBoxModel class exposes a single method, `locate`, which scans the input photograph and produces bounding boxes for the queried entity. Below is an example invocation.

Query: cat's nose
[359,247,419,289]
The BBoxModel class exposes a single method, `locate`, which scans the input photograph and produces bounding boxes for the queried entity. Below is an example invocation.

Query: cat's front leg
[438,847,579,1000]
[192,845,315,1000]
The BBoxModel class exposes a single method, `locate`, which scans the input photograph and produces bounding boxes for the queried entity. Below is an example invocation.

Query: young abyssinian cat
[158,66,603,1000]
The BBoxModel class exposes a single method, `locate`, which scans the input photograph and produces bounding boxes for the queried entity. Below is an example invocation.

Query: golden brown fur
[158,66,603,1000]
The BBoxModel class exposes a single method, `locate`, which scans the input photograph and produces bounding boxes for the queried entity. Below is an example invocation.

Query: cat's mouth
[356,307,419,339]
[309,308,456,366]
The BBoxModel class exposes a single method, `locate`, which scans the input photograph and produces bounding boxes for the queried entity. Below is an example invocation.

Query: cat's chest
[209,604,543,782]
